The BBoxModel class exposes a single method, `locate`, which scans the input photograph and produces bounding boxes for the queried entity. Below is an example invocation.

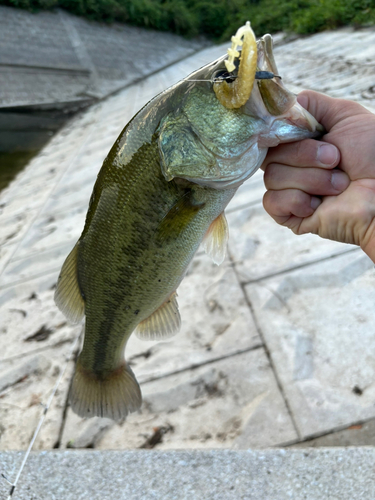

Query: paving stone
[0,242,74,287]
[15,204,87,259]
[0,354,51,393]
[227,202,357,283]
[245,250,375,438]
[0,209,39,248]
[0,275,80,360]
[62,349,297,450]
[0,347,76,450]
[66,418,114,449]
[274,29,375,106]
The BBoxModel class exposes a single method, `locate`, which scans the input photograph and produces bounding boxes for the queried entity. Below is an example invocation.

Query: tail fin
[70,361,142,421]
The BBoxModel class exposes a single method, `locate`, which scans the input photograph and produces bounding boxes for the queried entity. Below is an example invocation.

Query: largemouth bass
[55,23,322,420]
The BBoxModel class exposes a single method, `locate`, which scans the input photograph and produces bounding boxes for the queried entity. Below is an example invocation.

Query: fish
[54,22,323,421]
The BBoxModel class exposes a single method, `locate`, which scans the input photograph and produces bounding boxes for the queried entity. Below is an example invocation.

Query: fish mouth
[213,25,324,139]
[256,34,324,139]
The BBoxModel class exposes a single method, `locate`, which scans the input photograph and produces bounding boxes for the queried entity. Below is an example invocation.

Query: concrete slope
[0,27,375,459]
[0,5,206,107]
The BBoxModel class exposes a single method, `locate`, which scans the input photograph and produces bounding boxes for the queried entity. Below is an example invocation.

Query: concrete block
[15,204,87,259]
[227,202,356,282]
[0,354,50,393]
[0,276,80,360]
[0,348,75,450]
[0,209,38,247]
[0,242,73,287]
[245,251,375,437]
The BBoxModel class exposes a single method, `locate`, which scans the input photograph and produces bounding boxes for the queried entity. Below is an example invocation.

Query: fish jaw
[257,98,324,149]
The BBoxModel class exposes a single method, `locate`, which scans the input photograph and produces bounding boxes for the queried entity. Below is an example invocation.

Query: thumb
[297,90,371,132]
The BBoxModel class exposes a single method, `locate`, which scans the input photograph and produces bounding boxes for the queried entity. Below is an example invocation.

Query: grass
[1,0,375,39]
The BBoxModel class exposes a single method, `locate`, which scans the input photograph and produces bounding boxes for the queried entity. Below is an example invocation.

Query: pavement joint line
[138,344,264,385]
[241,246,361,285]
[0,338,78,365]
[58,9,101,96]
[0,62,91,76]
[0,267,64,291]
[228,246,302,440]
[53,341,81,450]
[9,238,79,263]
[283,415,375,446]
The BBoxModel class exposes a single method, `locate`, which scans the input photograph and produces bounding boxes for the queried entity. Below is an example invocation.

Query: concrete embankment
[1,14,375,499]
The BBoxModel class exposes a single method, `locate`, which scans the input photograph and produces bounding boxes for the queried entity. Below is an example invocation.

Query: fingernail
[317,144,338,166]
[311,196,322,210]
[331,170,348,191]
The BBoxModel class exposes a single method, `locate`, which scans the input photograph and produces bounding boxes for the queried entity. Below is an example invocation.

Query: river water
[0,105,79,192]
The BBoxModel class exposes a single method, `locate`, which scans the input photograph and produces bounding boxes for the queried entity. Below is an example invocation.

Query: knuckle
[263,165,275,189]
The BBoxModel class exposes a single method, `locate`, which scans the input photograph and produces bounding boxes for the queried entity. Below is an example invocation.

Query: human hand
[262,90,375,262]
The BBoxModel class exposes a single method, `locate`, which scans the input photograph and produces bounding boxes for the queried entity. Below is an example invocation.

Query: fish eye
[212,70,236,84]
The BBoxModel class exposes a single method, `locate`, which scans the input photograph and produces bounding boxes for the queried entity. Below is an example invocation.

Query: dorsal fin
[202,212,229,265]
[54,243,85,324]
[135,292,180,341]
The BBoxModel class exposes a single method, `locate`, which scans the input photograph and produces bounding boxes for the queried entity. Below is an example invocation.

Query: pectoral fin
[157,192,205,243]
[54,243,85,323]
[202,212,229,265]
[135,292,181,340]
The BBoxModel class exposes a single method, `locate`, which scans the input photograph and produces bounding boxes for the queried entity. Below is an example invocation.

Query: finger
[264,165,350,196]
[297,90,373,131]
[262,139,339,170]
[263,189,321,232]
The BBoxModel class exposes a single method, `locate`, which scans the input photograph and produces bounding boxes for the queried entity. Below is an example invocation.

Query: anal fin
[54,243,85,324]
[202,212,229,265]
[135,292,181,341]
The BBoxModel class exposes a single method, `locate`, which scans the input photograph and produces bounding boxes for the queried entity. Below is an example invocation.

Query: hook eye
[212,70,236,84]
